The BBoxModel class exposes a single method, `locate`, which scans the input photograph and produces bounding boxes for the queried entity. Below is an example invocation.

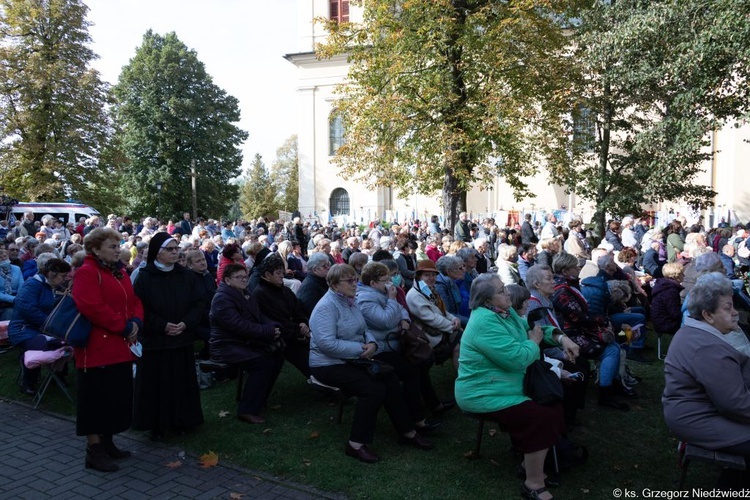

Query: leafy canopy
[113,30,248,220]
[545,0,750,235]
[0,0,115,207]
[317,0,581,229]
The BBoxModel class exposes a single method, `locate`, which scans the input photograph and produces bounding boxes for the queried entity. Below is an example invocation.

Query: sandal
[521,481,553,499]
[516,463,561,488]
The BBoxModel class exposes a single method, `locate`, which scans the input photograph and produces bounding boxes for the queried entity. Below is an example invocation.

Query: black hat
[147,232,173,264]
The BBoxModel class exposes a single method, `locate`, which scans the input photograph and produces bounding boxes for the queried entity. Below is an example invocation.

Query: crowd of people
[5,208,750,496]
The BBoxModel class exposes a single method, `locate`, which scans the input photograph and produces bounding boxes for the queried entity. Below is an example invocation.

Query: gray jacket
[356,283,408,353]
[663,317,750,449]
[309,289,375,368]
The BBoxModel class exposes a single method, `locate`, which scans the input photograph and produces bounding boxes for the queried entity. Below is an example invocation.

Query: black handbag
[523,357,564,406]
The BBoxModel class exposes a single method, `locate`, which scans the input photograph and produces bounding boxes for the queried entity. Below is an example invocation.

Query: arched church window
[329,188,350,216]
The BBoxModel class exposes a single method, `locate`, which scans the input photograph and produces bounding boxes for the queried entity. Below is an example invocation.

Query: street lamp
[156,182,162,220]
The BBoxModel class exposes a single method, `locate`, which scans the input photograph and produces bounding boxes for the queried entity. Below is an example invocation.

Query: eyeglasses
[162,246,179,252]
[229,274,249,281]
[340,278,357,284]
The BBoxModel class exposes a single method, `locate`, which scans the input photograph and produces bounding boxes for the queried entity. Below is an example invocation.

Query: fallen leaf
[489,459,501,468]
[488,428,497,437]
[269,404,282,410]
[262,428,272,434]
[178,451,186,459]
[463,450,479,459]
[633,464,640,469]
[303,458,312,466]
[165,460,182,469]
[218,410,230,418]
[309,431,320,439]
[199,451,219,468]
[581,489,590,494]
[229,493,244,499]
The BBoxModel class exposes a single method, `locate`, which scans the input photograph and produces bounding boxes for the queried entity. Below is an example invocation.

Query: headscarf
[147,232,174,265]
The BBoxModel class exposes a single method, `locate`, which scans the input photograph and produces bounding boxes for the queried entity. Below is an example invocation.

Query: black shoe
[598,386,630,411]
[398,432,434,450]
[516,463,561,488]
[85,443,119,472]
[415,418,442,434]
[19,386,36,396]
[614,381,638,399]
[521,481,552,499]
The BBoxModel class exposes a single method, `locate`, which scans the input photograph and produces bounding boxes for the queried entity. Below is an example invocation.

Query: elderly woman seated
[456,274,574,500]
[663,272,750,488]
[296,252,332,317]
[496,243,522,286]
[309,264,433,464]
[541,257,631,410]
[435,255,471,328]
[650,263,684,336]
[406,259,461,413]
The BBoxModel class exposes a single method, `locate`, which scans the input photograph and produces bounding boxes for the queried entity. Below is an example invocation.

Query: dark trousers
[310,362,413,445]
[416,359,441,410]
[237,353,284,415]
[283,338,310,379]
[375,351,425,423]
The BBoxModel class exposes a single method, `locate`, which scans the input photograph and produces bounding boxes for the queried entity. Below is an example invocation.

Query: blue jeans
[598,343,621,387]
[610,307,647,349]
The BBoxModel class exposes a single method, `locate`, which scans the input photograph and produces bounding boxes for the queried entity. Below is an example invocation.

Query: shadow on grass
[0,334,720,498]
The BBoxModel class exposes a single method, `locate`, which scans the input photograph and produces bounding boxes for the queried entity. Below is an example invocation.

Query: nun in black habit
[132,232,205,438]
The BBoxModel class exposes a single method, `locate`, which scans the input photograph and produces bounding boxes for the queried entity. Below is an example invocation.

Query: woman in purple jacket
[650,263,684,335]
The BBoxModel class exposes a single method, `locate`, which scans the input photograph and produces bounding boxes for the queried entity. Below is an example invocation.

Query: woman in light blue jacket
[309,264,434,464]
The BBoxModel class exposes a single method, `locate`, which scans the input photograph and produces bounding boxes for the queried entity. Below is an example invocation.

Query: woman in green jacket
[456,274,577,500]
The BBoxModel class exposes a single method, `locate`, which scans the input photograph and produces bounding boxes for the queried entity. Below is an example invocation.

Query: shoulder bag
[398,322,434,365]
[523,354,564,406]
[41,288,91,347]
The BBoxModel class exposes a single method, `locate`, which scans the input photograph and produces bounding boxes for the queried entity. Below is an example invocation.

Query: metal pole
[191,159,198,220]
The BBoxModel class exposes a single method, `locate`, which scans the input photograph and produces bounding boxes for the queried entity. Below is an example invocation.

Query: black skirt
[132,346,204,433]
[76,362,134,436]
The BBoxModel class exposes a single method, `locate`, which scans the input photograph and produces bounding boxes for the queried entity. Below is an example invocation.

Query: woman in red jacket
[73,227,143,473]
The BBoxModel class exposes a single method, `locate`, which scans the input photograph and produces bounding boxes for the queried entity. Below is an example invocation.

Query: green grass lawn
[0,335,720,499]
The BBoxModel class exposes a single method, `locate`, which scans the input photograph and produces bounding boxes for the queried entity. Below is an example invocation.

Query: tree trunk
[594,77,614,241]
[442,164,467,236]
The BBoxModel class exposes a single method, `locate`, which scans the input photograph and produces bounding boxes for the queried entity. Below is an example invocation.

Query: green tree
[240,154,281,220]
[316,0,581,232]
[113,30,248,219]
[545,0,750,237]
[271,135,298,213]
[0,0,114,203]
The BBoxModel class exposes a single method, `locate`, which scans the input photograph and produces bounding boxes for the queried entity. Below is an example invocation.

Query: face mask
[391,274,402,286]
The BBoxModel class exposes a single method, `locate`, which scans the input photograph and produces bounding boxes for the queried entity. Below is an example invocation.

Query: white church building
[285,0,750,228]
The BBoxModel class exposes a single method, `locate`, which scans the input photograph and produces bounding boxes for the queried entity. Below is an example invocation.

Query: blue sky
[86,0,299,174]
